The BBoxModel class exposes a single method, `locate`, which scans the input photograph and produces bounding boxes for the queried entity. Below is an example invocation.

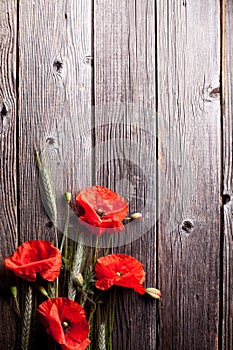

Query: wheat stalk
[35,147,59,295]
[35,148,57,222]
[21,285,33,350]
[35,147,58,251]
[68,240,84,300]
[98,323,106,350]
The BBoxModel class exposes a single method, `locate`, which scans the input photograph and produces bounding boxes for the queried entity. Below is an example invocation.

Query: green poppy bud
[38,286,49,298]
[11,286,17,298]
[64,192,72,203]
[146,287,161,299]
[130,213,142,221]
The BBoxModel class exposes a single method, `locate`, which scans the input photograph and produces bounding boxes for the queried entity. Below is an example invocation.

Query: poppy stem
[15,297,21,317]
[108,287,116,350]
[59,203,70,254]
[55,279,59,298]
[54,221,59,298]
[94,237,99,264]
[62,202,70,295]
[83,292,96,324]
[64,204,70,267]
[58,198,70,297]
[11,287,21,317]
[105,235,113,256]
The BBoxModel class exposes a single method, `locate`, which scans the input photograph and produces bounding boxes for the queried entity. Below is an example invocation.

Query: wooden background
[0,0,232,349]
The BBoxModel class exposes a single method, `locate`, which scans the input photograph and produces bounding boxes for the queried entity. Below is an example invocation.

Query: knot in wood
[180,219,194,233]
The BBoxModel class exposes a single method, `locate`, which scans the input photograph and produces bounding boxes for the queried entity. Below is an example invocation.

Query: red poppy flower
[95,254,146,294]
[75,186,128,236]
[37,298,90,350]
[4,240,62,282]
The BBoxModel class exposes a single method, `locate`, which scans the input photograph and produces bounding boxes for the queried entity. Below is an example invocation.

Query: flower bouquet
[3,150,161,350]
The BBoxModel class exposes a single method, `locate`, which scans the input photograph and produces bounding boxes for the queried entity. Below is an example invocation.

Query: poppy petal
[37,298,90,350]
[49,304,66,344]
[4,241,62,282]
[95,254,146,295]
[76,186,128,236]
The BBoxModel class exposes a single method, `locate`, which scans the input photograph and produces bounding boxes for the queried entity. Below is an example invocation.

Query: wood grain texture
[1,0,232,349]
[222,1,233,349]
[94,1,157,349]
[18,0,93,239]
[157,1,221,349]
[0,1,18,349]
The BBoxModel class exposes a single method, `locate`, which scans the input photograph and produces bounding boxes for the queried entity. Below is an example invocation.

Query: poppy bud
[11,286,20,315]
[146,288,161,299]
[64,192,72,203]
[11,286,17,298]
[38,286,49,298]
[74,273,84,287]
[130,213,142,221]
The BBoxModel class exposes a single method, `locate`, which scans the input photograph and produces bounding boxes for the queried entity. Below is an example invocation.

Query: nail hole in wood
[83,55,93,66]
[46,221,53,228]
[223,194,231,205]
[181,219,194,233]
[53,60,63,73]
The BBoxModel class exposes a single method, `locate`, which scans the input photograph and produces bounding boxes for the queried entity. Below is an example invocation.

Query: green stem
[60,204,70,254]
[94,237,99,264]
[84,291,96,350]
[14,297,21,317]
[55,279,59,298]
[108,288,116,350]
[60,203,70,295]
[65,205,70,264]
[54,219,59,298]
[11,287,21,317]
[105,235,112,256]
[54,218,58,248]
[82,292,96,324]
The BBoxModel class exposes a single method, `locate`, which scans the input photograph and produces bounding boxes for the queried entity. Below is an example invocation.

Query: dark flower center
[116,272,123,276]
[62,321,70,331]
[96,208,105,218]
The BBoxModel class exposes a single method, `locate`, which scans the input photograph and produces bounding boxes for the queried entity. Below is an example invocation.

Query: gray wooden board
[223,1,233,349]
[18,0,93,240]
[18,1,92,348]
[94,1,157,349]
[0,1,18,349]
[157,1,221,349]
[0,0,232,349]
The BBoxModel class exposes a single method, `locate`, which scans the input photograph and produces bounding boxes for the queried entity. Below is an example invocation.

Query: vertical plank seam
[155,0,160,349]
[219,0,227,349]
[91,0,96,185]
[16,0,20,247]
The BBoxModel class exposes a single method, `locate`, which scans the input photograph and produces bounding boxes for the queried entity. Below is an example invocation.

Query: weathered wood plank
[94,1,157,349]
[0,1,18,349]
[18,1,93,348]
[157,1,221,349]
[222,1,233,348]
[18,0,93,240]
